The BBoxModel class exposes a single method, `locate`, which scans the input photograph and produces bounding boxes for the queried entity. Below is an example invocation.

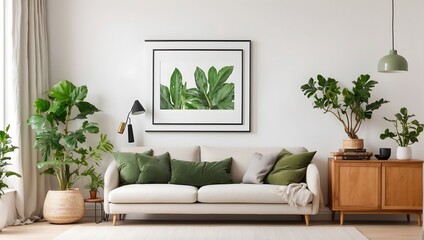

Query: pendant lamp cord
[391,0,395,50]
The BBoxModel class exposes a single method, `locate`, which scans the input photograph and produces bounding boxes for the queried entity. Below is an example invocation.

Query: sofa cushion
[109,184,198,203]
[136,152,171,184]
[201,146,308,183]
[242,152,279,184]
[198,184,299,204]
[265,150,316,185]
[113,150,153,185]
[170,158,233,187]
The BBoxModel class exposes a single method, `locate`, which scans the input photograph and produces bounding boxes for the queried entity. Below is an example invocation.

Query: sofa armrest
[104,160,119,214]
[306,163,321,214]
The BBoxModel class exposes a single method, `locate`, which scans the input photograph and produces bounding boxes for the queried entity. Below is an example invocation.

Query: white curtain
[3,0,49,223]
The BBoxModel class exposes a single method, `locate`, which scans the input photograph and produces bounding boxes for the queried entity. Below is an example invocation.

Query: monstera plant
[160,66,234,110]
[27,80,113,223]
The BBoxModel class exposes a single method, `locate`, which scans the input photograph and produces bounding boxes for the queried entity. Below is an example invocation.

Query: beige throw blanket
[273,183,313,207]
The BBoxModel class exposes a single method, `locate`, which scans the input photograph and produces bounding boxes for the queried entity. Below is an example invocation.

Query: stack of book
[330,149,373,160]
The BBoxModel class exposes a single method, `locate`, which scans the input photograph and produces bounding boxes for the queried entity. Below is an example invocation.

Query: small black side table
[84,198,105,224]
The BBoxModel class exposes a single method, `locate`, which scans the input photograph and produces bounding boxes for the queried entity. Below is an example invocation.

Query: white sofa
[104,146,321,225]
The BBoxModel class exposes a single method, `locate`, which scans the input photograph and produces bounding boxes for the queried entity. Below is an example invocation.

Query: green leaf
[207,66,218,95]
[34,99,50,113]
[215,66,234,87]
[194,67,209,104]
[47,101,66,116]
[70,85,88,102]
[97,134,114,153]
[34,130,63,161]
[36,159,61,169]
[186,88,208,109]
[211,83,234,109]
[209,66,234,99]
[74,101,100,119]
[82,121,99,134]
[160,84,173,109]
[27,114,46,132]
[64,131,86,150]
[49,80,76,102]
[170,68,183,109]
[41,168,55,175]
[5,171,21,178]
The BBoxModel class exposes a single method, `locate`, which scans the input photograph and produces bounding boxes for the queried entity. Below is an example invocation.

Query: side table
[84,198,105,224]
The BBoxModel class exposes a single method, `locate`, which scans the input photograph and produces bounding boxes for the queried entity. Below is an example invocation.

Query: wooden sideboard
[328,159,423,225]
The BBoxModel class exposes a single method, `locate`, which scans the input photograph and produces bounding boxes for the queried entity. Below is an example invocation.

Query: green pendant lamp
[378,0,408,72]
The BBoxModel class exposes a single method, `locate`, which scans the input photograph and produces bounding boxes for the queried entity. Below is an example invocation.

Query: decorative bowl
[375,154,389,160]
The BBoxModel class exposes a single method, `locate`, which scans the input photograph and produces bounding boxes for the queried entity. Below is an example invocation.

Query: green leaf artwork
[160,66,234,110]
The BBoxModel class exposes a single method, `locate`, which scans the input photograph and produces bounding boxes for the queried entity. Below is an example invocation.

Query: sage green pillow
[113,149,153,185]
[137,152,171,184]
[265,150,316,185]
[170,158,233,187]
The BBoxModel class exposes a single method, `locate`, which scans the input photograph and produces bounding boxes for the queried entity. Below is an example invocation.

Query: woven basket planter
[43,188,85,224]
[343,139,364,150]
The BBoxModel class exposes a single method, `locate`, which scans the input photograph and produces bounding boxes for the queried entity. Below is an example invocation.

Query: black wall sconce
[117,100,145,142]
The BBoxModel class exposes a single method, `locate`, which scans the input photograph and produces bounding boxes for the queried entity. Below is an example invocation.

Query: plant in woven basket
[28,80,113,191]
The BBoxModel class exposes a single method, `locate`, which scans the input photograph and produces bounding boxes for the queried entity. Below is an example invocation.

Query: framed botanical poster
[144,40,251,132]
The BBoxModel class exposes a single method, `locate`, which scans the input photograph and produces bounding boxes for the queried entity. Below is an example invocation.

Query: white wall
[47,0,424,206]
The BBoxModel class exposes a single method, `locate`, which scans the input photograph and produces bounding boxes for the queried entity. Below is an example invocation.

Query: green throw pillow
[137,152,171,184]
[113,149,153,185]
[265,150,316,185]
[170,158,233,187]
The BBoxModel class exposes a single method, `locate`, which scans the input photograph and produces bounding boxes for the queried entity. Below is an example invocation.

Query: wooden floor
[1,218,422,240]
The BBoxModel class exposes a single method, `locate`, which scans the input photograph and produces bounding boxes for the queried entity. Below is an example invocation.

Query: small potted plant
[0,124,20,231]
[301,74,388,149]
[82,166,104,199]
[380,107,424,160]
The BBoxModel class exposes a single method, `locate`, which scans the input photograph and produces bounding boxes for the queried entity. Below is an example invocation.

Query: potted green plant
[0,124,20,231]
[82,166,104,199]
[380,107,424,160]
[301,74,388,149]
[27,80,113,224]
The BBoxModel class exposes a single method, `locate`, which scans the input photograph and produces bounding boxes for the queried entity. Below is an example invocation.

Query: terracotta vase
[43,188,85,224]
[89,190,97,199]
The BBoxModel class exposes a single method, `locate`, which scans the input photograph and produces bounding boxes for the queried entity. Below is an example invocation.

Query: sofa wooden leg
[113,214,117,226]
[304,215,310,226]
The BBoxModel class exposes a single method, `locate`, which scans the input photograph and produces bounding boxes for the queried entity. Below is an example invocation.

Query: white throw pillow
[242,152,278,184]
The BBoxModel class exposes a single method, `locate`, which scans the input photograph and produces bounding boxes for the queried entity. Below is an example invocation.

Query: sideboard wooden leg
[418,213,422,226]
[340,212,344,225]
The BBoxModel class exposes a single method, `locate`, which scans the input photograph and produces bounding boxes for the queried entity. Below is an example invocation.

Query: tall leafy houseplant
[0,125,20,197]
[380,107,424,147]
[28,80,114,191]
[301,74,388,140]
